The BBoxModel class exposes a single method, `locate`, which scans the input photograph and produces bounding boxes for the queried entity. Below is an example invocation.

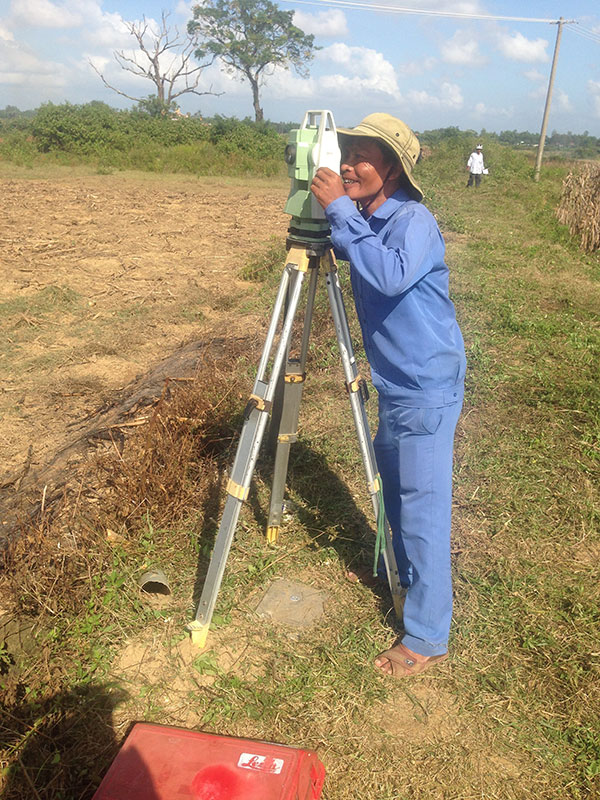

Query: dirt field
[1,168,289,492]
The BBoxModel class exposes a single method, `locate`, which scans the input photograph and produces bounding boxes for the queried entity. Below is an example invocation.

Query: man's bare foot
[374,642,448,678]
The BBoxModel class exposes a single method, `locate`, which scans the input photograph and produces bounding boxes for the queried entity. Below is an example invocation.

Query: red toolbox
[92,722,325,800]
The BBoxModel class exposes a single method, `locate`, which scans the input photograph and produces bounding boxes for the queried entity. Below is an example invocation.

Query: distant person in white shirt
[467,144,485,188]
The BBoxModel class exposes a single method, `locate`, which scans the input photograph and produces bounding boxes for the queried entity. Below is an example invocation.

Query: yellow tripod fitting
[186,620,210,649]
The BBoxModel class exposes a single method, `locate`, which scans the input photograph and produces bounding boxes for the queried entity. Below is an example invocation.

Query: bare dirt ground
[1,168,288,499]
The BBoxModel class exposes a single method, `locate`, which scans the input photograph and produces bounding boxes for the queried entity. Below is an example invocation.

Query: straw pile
[556,163,600,251]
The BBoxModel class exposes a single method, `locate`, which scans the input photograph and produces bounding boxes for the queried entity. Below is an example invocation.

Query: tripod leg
[324,252,404,618]
[266,263,319,542]
[187,248,312,647]
[266,267,305,454]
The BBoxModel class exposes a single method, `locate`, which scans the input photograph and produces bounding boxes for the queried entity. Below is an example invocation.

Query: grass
[1,147,599,799]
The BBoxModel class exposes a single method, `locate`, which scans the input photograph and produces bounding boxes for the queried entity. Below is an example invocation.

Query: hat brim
[337,125,423,202]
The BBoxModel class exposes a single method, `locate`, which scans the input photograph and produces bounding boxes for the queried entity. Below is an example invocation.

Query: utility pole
[533,17,564,182]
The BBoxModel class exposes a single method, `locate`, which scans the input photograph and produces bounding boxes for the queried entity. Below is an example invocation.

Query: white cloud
[526,86,570,116]
[406,80,463,109]
[496,31,549,62]
[441,29,485,65]
[318,43,399,96]
[398,57,437,75]
[9,0,82,28]
[472,100,512,118]
[263,67,317,100]
[528,84,546,101]
[0,36,68,89]
[523,68,545,82]
[440,81,464,107]
[556,89,572,113]
[83,11,132,49]
[86,54,111,74]
[0,23,15,42]
[175,1,195,17]
[293,9,348,37]
[587,79,600,117]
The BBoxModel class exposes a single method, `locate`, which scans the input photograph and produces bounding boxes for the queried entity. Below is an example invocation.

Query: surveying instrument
[187,110,403,648]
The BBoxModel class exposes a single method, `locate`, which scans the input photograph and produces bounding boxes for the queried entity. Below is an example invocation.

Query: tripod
[187,236,403,649]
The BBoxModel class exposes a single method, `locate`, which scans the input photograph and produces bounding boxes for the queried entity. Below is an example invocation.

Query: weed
[239,237,287,282]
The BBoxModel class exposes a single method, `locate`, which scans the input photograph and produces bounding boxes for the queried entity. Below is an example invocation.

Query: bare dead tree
[90,11,220,110]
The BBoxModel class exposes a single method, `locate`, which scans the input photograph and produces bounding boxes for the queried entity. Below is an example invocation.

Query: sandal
[374,642,448,678]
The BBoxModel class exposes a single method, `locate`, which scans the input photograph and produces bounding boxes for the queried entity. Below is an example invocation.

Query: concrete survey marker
[255,579,326,629]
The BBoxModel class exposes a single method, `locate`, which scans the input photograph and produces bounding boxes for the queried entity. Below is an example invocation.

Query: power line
[567,25,600,46]
[578,24,600,39]
[286,0,563,24]
[568,28,600,45]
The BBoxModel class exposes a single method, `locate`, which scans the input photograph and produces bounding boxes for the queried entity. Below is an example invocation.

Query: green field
[1,138,599,800]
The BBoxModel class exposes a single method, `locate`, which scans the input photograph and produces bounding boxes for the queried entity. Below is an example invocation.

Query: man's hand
[311,167,345,209]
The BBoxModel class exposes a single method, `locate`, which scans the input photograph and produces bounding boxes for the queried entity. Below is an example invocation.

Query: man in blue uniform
[311,114,466,678]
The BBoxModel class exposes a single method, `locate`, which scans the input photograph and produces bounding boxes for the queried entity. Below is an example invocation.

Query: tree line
[3,106,598,155]
[419,125,600,158]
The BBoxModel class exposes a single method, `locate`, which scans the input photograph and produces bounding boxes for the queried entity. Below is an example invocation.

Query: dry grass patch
[556,163,600,252]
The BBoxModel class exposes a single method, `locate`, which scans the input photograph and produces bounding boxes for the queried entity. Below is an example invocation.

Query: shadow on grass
[255,440,397,620]
[0,682,136,800]
[188,413,397,626]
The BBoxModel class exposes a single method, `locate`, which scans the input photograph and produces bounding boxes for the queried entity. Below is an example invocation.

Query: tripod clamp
[346,375,370,403]
[243,393,272,420]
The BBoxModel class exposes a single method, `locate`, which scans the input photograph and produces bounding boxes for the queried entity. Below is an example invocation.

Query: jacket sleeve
[325,195,438,297]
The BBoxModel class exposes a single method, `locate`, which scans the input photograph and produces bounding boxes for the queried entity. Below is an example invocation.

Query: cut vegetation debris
[1,143,599,800]
[556,162,600,252]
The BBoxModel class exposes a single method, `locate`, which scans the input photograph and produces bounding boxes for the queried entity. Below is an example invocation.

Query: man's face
[340,137,400,212]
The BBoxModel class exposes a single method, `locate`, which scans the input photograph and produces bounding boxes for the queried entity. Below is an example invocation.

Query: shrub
[1,102,285,176]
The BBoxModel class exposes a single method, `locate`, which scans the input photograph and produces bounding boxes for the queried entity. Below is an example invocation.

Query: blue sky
[1,0,600,134]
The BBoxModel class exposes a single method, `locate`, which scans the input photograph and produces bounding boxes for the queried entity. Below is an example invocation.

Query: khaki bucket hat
[337,113,423,202]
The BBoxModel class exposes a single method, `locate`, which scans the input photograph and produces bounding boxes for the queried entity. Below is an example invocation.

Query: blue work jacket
[325,189,466,407]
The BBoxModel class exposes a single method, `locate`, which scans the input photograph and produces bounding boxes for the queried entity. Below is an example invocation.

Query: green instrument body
[284,110,340,238]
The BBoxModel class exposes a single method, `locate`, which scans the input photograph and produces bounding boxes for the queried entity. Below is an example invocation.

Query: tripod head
[284,110,341,245]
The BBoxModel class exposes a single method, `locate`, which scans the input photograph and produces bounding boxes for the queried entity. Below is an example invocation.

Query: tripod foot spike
[392,593,406,618]
[186,620,210,649]
[266,526,280,544]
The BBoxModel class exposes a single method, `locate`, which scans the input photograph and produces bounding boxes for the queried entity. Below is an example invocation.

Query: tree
[90,11,218,116]
[0,105,21,119]
[188,0,318,123]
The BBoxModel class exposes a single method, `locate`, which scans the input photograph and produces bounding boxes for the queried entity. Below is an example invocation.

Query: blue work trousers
[374,393,463,657]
